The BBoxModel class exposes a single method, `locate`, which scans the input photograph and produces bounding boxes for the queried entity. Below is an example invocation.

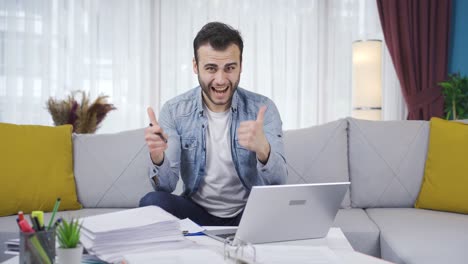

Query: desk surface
[191,227,391,264]
[195,226,354,250]
[1,228,392,264]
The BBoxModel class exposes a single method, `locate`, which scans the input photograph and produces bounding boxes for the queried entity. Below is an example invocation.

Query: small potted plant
[56,218,83,264]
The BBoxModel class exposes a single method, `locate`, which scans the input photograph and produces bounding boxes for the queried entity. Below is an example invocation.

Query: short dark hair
[193,22,243,65]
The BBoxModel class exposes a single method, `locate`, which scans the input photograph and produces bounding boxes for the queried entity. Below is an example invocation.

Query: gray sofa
[284,118,468,264]
[1,117,467,263]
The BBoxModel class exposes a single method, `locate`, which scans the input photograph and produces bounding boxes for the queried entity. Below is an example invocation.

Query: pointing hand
[144,107,168,165]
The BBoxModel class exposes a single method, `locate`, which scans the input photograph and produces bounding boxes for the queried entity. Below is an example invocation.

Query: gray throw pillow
[73,128,153,208]
[284,119,351,208]
[348,118,429,208]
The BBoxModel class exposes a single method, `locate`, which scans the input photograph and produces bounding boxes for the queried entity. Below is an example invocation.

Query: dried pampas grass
[46,91,116,134]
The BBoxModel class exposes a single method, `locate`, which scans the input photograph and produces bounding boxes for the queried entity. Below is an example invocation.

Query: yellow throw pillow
[415,118,468,214]
[0,123,82,216]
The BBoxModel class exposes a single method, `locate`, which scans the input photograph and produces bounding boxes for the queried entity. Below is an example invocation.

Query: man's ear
[192,57,198,74]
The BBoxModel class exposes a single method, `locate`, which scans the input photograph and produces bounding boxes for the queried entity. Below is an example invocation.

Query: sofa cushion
[415,118,468,214]
[0,123,81,216]
[73,128,154,208]
[284,119,351,208]
[348,118,429,208]
[333,209,380,258]
[366,208,468,264]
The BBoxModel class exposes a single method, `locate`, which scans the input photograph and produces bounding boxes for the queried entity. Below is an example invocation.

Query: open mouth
[211,86,229,94]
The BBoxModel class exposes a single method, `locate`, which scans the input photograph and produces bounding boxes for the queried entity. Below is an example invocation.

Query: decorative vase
[56,244,83,264]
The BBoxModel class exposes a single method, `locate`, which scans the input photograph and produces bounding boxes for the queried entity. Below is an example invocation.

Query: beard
[199,74,240,109]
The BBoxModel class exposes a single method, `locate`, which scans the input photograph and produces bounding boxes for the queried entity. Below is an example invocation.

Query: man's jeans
[139,191,243,226]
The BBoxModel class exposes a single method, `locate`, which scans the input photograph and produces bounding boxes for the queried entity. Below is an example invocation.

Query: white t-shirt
[191,105,248,218]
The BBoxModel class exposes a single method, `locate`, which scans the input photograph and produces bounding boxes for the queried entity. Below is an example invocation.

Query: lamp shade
[352,40,382,120]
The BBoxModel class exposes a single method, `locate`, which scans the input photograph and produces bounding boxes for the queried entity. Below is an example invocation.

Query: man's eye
[226,66,235,72]
[206,67,216,72]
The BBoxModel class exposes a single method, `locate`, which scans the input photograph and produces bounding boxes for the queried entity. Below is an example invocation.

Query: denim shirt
[149,86,287,197]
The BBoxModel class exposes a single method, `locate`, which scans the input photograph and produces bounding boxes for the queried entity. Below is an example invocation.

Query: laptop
[204,182,350,244]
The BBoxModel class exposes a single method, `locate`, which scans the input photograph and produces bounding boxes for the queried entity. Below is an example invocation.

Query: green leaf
[438,82,453,90]
[56,218,82,248]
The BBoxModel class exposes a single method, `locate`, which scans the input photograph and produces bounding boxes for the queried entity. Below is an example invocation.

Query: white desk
[2,228,392,264]
[192,226,353,250]
[189,227,392,264]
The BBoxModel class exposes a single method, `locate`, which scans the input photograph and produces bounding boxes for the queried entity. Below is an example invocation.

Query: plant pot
[56,244,83,264]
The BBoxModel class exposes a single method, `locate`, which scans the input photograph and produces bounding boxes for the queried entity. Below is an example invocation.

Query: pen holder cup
[20,229,56,264]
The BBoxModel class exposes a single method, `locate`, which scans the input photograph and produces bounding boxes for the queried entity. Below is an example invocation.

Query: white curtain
[0,0,405,133]
[0,0,157,133]
[158,0,406,129]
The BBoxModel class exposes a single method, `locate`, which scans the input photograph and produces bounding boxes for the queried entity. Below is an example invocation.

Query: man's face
[193,43,242,112]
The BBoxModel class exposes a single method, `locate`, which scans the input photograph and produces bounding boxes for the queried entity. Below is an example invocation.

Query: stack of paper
[80,206,193,263]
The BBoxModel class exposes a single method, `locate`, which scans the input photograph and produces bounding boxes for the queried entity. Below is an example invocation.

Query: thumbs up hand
[237,106,271,163]
[145,107,168,165]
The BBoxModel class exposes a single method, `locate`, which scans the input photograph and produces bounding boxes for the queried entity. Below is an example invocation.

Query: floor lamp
[352,40,382,120]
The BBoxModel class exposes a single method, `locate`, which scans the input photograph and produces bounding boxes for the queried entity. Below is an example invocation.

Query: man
[140,22,287,226]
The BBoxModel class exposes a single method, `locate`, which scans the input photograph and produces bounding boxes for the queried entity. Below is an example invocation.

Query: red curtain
[377,0,452,120]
